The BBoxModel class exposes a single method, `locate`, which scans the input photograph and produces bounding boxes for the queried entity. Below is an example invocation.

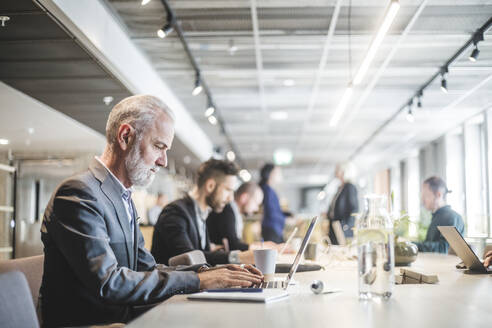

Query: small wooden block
[400,268,439,284]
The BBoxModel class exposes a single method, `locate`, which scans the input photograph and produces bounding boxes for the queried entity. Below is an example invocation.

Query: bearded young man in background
[151,159,256,266]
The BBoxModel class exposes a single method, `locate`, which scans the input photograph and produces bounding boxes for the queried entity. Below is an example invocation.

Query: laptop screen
[285,216,318,285]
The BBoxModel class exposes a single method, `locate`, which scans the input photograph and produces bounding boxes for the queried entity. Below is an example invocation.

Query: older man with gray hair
[40,95,263,327]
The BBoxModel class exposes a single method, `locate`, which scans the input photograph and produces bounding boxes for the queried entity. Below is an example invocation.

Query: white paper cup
[254,249,277,281]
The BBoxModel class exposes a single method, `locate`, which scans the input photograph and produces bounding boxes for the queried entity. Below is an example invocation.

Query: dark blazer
[151,195,230,266]
[40,159,200,328]
[327,182,359,244]
[207,203,249,251]
[416,205,465,254]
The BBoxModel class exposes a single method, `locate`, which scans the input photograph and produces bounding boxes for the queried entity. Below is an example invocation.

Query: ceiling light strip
[329,85,353,127]
[327,0,401,130]
[311,0,429,172]
[352,0,400,86]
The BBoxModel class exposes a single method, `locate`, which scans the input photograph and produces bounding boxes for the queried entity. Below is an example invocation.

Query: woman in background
[327,163,359,245]
[260,163,286,243]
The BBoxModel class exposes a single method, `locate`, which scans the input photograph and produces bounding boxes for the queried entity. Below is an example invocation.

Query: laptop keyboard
[250,280,286,289]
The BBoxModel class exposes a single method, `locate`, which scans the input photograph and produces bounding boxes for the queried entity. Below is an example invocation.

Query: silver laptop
[256,216,318,289]
[438,226,492,274]
[187,216,318,303]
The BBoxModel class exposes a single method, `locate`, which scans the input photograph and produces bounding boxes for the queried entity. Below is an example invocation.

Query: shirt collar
[433,205,450,215]
[95,156,133,198]
[189,193,211,221]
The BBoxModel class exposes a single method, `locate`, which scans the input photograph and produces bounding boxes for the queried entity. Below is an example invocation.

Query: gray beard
[125,140,158,188]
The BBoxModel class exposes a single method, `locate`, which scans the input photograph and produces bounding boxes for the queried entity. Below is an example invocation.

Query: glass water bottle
[357,194,394,300]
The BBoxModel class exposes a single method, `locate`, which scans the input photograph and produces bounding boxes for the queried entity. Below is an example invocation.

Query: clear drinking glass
[357,194,394,300]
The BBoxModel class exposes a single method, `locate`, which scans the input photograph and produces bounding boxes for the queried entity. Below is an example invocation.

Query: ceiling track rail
[159,0,245,167]
[349,16,492,161]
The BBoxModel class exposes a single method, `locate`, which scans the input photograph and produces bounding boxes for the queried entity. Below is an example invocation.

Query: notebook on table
[187,289,289,303]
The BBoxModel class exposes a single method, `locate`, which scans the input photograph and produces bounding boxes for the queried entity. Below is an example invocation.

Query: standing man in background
[327,163,359,245]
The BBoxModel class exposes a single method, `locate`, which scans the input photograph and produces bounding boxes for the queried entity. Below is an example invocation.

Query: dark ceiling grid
[157,0,246,167]
[27,0,492,180]
[0,0,132,137]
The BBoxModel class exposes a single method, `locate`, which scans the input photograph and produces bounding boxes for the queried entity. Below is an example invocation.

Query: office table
[127,252,492,328]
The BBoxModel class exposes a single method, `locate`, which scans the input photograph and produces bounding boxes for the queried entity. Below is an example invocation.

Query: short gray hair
[337,162,357,183]
[105,95,175,146]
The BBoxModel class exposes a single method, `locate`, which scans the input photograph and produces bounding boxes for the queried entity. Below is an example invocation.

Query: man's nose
[156,152,167,167]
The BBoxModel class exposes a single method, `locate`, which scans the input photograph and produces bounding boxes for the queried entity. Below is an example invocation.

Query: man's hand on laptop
[205,264,263,276]
[198,265,263,289]
[484,250,492,268]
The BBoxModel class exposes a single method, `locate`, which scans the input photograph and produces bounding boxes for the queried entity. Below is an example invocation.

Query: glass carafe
[357,194,394,300]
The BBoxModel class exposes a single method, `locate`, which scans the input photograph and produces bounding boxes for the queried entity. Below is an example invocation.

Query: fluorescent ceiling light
[204,106,215,117]
[208,115,218,125]
[352,0,400,86]
[441,78,448,93]
[157,24,174,39]
[192,84,203,96]
[228,39,238,55]
[226,151,236,162]
[239,169,252,182]
[103,96,113,106]
[283,79,295,87]
[406,109,415,123]
[141,0,151,5]
[329,86,353,127]
[273,148,293,166]
[270,111,288,121]
[0,138,9,145]
[469,47,480,62]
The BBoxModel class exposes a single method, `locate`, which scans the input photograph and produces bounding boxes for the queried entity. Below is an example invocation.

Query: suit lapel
[90,159,133,268]
[132,200,139,271]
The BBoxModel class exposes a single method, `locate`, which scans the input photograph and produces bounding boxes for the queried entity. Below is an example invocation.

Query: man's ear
[117,124,134,151]
[204,178,217,193]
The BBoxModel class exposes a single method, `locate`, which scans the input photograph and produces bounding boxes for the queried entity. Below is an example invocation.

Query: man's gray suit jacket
[40,159,200,327]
